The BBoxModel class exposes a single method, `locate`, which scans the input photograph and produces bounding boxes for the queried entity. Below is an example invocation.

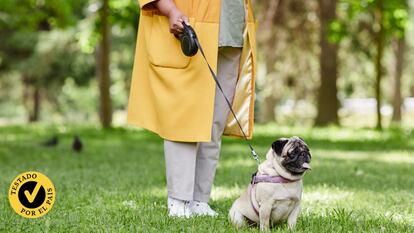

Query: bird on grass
[72,135,83,152]
[42,136,58,147]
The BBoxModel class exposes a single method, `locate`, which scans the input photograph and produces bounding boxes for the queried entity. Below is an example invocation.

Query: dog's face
[272,136,312,175]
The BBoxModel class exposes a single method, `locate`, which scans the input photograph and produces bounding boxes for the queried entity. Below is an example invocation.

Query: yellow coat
[127,0,257,142]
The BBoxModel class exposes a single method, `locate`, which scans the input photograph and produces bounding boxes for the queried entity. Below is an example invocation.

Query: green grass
[0,124,413,232]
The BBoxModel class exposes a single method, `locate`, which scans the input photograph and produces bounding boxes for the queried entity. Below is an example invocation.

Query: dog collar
[251,174,296,184]
[250,172,297,185]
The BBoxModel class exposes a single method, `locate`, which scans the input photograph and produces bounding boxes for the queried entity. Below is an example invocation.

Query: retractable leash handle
[178,22,261,165]
[179,23,198,56]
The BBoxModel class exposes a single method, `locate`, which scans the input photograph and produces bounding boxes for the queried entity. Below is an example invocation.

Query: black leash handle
[183,23,260,165]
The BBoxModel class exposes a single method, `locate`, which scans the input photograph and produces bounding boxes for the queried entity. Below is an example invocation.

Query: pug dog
[228,136,312,231]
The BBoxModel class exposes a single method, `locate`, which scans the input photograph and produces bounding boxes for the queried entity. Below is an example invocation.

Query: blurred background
[0,0,413,130]
[1,1,414,231]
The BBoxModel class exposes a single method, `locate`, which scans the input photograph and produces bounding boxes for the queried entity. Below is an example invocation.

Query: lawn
[0,124,413,232]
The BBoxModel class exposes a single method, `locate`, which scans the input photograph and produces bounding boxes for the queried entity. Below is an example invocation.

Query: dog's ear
[272,138,289,156]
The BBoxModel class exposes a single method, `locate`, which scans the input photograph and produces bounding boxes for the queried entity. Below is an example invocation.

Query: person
[127,0,257,217]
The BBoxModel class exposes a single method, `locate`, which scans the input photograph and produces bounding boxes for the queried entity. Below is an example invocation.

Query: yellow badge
[8,171,56,218]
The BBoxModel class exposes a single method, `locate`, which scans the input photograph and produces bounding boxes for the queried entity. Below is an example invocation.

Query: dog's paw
[260,225,270,232]
[228,203,246,228]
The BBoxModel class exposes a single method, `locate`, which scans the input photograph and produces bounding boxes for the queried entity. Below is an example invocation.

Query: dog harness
[249,172,297,217]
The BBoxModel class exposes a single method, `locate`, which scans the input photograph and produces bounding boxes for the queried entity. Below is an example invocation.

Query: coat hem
[127,120,213,143]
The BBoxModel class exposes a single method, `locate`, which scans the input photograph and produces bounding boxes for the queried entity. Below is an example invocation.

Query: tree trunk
[29,85,41,122]
[391,35,405,123]
[22,75,41,122]
[374,0,385,130]
[97,0,112,128]
[257,0,280,123]
[22,75,30,121]
[315,0,339,126]
[260,95,277,123]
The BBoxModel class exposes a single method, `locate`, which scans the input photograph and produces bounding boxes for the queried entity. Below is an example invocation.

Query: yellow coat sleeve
[138,0,157,9]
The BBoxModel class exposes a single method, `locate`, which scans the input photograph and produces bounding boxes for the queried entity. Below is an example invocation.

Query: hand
[167,8,189,35]
[154,0,189,35]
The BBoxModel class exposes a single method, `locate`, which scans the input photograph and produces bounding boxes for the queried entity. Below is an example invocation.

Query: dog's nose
[302,162,311,170]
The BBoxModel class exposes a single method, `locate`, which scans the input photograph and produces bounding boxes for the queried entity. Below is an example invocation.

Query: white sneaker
[167,197,191,218]
[188,201,218,217]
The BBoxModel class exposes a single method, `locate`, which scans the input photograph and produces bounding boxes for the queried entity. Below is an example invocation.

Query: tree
[339,0,409,129]
[93,0,139,128]
[97,0,112,128]
[374,0,385,130]
[391,0,408,124]
[256,0,280,123]
[315,0,339,126]
[373,0,408,129]
[0,0,87,122]
[256,0,319,123]
[0,0,138,124]
[391,35,405,123]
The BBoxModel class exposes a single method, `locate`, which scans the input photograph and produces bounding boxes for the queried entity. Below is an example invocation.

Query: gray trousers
[164,47,242,202]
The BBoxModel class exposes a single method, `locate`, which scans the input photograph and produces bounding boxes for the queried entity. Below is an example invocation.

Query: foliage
[0,0,138,122]
[0,0,93,116]
[335,0,409,56]
[332,0,410,97]
[0,0,413,127]
[339,0,408,35]
[0,0,84,30]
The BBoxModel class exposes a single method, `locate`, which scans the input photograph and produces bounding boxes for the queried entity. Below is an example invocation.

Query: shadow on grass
[4,124,413,152]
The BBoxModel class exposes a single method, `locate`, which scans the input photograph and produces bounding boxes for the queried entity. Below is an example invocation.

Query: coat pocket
[147,15,194,69]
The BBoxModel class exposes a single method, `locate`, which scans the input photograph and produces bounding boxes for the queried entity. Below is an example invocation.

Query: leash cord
[192,33,260,165]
